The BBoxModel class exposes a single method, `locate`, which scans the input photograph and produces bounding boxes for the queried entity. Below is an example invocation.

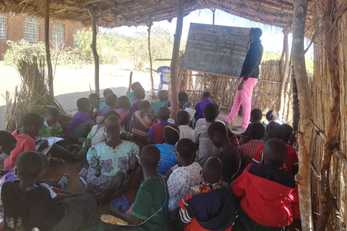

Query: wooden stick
[44,0,54,97]
[170,0,184,118]
[147,22,154,96]
[89,9,100,98]
[128,71,133,93]
[292,0,314,230]
[211,8,216,25]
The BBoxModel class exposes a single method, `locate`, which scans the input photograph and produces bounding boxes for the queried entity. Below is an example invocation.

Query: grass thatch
[0,0,313,30]
[5,41,63,131]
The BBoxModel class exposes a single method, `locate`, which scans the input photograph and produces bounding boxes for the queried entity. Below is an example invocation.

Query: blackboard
[182,23,250,77]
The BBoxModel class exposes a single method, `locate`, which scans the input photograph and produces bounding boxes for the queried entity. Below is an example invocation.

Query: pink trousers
[227,78,258,129]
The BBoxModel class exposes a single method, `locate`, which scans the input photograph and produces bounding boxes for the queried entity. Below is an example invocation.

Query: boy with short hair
[232,138,299,231]
[155,125,180,175]
[253,124,298,175]
[148,107,171,144]
[178,156,238,231]
[116,96,131,125]
[176,110,194,141]
[99,88,115,113]
[40,107,64,138]
[4,113,43,171]
[194,103,219,164]
[208,121,247,183]
[167,139,202,212]
[2,152,98,231]
[241,108,265,142]
[100,94,118,116]
[151,90,169,116]
[104,145,169,231]
[194,91,213,122]
[66,98,93,139]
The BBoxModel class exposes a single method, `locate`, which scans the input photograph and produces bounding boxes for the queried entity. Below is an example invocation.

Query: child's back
[179,157,238,231]
[2,180,65,230]
[232,139,299,230]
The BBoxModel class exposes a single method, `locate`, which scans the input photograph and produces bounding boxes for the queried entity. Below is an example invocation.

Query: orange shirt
[4,131,35,171]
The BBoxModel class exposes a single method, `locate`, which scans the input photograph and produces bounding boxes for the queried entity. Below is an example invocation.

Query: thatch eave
[0,0,313,30]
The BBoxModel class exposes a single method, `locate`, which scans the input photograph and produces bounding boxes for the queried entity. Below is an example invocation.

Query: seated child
[40,157,66,188]
[103,145,169,231]
[155,125,179,175]
[178,91,191,110]
[128,82,146,117]
[194,103,219,164]
[85,112,121,148]
[178,157,239,231]
[4,113,43,171]
[167,139,202,212]
[40,107,64,138]
[130,100,153,147]
[265,110,280,135]
[2,152,98,231]
[116,96,131,126]
[81,112,139,199]
[66,98,94,139]
[0,131,16,170]
[148,107,171,144]
[208,121,248,183]
[100,94,118,116]
[232,138,299,231]
[253,124,298,175]
[151,90,169,116]
[194,91,213,122]
[99,88,115,113]
[127,82,145,105]
[239,109,266,159]
[240,108,265,144]
[176,110,194,141]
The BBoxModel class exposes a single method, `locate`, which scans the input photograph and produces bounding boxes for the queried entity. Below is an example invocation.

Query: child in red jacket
[232,138,299,231]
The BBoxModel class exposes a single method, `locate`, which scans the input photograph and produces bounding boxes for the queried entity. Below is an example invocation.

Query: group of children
[0,82,300,231]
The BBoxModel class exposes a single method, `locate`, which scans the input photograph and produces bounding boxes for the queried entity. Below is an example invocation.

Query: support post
[44,0,54,97]
[279,29,290,120]
[170,0,184,118]
[292,0,313,230]
[212,8,216,25]
[90,10,100,98]
[147,22,154,97]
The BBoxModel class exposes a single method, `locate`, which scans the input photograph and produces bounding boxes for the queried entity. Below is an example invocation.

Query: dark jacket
[240,40,263,78]
[179,186,239,231]
[2,181,65,231]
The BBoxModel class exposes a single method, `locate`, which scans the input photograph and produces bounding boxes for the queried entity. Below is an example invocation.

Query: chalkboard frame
[182,23,251,77]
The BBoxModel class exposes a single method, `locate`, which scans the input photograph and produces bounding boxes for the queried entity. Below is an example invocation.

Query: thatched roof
[0,0,313,29]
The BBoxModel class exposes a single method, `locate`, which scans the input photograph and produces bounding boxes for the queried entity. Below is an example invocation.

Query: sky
[109,9,285,53]
[103,8,314,58]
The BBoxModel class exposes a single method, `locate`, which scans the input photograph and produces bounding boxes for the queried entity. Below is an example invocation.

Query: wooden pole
[279,29,290,120]
[292,0,313,230]
[89,10,100,98]
[212,8,216,25]
[170,0,184,118]
[128,71,133,93]
[44,0,54,97]
[147,22,154,97]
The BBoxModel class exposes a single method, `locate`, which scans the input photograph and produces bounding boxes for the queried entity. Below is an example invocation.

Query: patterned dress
[81,141,139,196]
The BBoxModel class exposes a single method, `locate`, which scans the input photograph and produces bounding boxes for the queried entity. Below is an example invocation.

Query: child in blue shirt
[155,125,179,175]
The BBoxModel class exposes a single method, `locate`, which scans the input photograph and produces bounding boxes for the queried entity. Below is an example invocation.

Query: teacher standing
[226,28,263,134]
